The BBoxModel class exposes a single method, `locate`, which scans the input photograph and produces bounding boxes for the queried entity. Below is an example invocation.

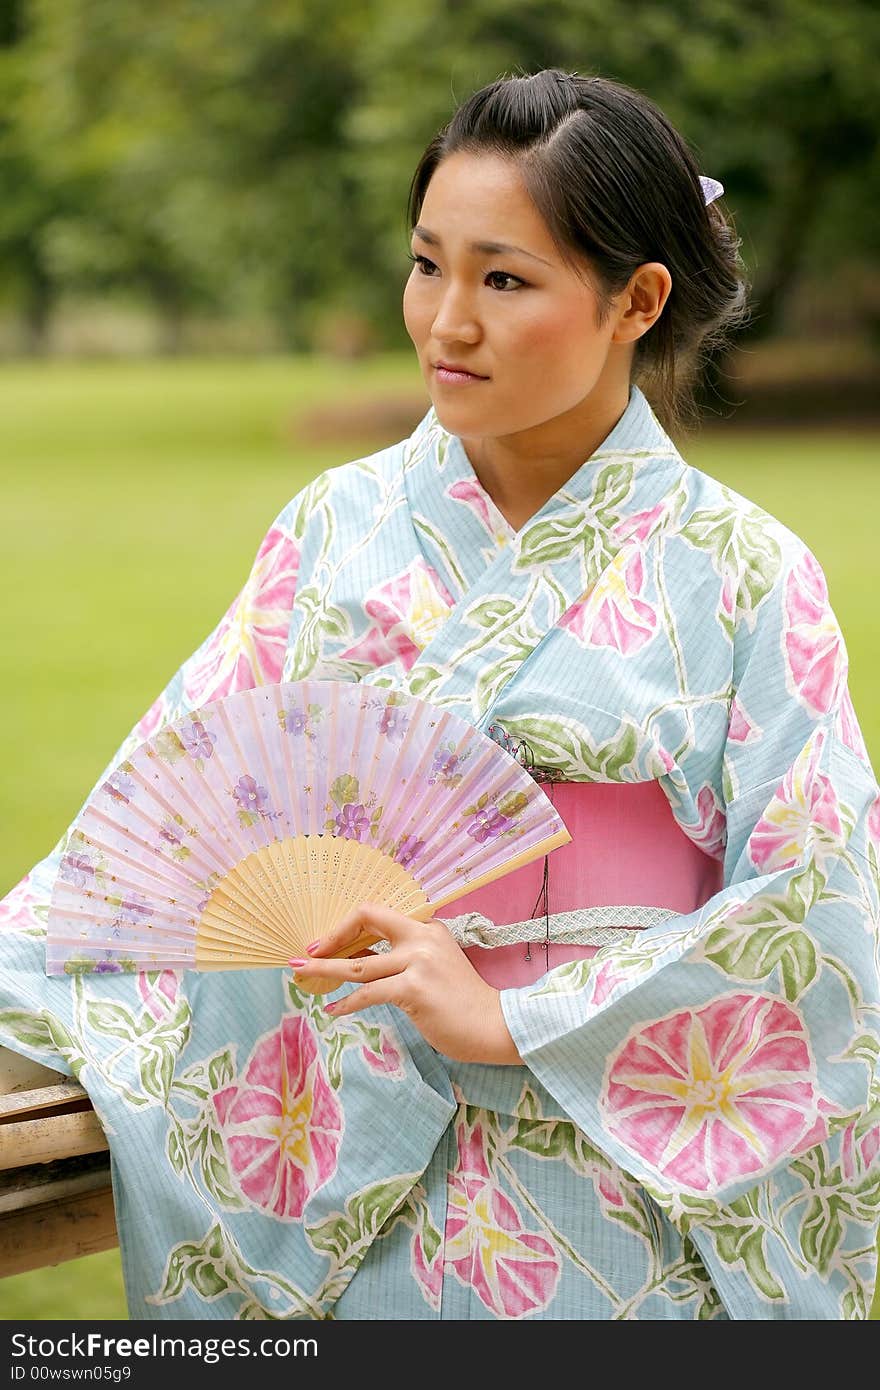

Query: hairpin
[700,175,724,205]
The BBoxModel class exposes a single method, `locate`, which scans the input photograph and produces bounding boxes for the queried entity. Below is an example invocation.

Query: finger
[288,951,403,986]
[323,977,403,1018]
[307,902,422,959]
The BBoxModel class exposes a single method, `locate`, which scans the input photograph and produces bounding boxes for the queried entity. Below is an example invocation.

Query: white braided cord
[369,904,678,952]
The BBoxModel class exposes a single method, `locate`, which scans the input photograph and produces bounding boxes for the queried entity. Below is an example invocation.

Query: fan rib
[271,684,316,947]
[122,746,292,934]
[329,687,400,926]
[431,825,571,905]
[129,749,252,876]
[215,698,298,934]
[75,813,290,941]
[164,704,295,933]
[56,827,205,909]
[82,796,224,884]
[244,691,309,953]
[413,748,559,894]
[360,695,452,883]
[366,706,482,888]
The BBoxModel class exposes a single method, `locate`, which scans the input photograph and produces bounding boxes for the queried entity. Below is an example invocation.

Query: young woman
[2,68,878,1321]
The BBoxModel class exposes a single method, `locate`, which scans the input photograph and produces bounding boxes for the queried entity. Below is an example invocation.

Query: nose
[430,283,482,345]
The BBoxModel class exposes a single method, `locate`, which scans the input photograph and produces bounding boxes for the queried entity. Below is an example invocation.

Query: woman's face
[403,151,634,442]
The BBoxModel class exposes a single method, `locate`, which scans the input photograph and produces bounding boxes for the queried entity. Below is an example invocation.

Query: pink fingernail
[323,1002,336,1013]
[288,958,307,968]
[306,941,321,954]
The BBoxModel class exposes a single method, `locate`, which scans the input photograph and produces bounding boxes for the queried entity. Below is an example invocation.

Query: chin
[428,395,496,433]
[430,405,480,439]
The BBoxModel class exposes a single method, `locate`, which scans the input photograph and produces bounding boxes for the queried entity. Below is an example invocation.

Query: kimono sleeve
[0,486,310,1072]
[499,542,880,1209]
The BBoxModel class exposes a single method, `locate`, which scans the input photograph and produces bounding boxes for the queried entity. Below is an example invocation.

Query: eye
[408,253,439,276]
[485,271,523,292]
[407,253,525,292]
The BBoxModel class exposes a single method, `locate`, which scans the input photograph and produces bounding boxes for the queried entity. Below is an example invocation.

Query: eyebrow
[412,225,553,267]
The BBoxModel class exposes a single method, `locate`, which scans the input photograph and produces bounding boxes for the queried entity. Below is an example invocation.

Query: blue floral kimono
[1,385,878,1320]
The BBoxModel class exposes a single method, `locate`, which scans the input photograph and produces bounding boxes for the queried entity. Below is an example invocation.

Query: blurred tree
[1,0,877,359]
[0,0,72,351]
[14,0,241,349]
[6,0,380,349]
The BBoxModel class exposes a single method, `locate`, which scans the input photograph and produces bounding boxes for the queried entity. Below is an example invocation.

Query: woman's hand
[289,903,522,1066]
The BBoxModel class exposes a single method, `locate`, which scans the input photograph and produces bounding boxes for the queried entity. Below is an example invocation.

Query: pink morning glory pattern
[784,549,848,717]
[748,730,844,874]
[211,1015,343,1220]
[447,477,513,546]
[183,525,301,704]
[442,1114,562,1317]
[675,783,728,862]
[338,558,455,673]
[601,993,825,1192]
[727,694,760,746]
[560,547,659,654]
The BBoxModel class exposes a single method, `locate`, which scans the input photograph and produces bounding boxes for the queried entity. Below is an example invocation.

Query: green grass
[0,356,877,1321]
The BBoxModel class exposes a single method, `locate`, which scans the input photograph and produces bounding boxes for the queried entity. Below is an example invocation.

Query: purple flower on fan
[466,807,512,843]
[102,770,136,804]
[379,705,407,740]
[59,852,95,888]
[429,748,460,783]
[284,707,309,737]
[94,960,123,974]
[233,775,269,814]
[336,802,371,842]
[395,835,426,868]
[118,892,150,922]
[180,720,216,761]
[159,818,186,847]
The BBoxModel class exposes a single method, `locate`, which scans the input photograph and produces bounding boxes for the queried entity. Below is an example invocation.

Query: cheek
[507,302,597,364]
[402,280,427,344]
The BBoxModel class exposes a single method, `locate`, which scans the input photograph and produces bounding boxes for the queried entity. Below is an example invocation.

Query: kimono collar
[404,383,681,547]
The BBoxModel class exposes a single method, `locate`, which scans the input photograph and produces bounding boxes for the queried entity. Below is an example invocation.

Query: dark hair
[407,68,750,437]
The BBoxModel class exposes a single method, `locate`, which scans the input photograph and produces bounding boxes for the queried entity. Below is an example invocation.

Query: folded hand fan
[46,680,570,991]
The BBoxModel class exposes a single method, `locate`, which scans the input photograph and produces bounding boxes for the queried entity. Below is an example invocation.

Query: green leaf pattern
[680,494,783,641]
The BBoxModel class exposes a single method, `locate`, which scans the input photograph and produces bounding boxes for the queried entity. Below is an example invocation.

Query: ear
[612,263,672,344]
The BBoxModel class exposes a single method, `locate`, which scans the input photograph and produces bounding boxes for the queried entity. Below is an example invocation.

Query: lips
[433,361,488,379]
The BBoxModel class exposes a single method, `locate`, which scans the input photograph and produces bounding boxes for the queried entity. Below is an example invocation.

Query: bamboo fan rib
[46,680,571,992]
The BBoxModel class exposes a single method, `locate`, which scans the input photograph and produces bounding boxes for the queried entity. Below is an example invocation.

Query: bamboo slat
[0,1081,90,1121]
[0,1048,63,1095]
[0,1109,109,1171]
[0,1152,113,1216]
[0,1187,118,1277]
[0,1047,118,1275]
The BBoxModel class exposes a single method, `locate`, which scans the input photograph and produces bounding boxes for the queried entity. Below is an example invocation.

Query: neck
[457,380,633,533]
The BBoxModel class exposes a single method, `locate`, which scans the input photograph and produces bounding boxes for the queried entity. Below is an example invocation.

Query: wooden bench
[0,1047,117,1277]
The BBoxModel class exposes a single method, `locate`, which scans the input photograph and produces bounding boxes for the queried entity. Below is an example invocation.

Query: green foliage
[0,0,878,348]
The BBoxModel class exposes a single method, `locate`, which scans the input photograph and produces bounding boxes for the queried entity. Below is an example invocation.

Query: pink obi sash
[447,780,724,988]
